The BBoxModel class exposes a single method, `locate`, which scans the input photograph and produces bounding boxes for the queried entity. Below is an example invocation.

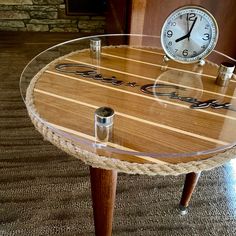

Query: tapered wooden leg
[90,167,117,236]
[179,172,201,215]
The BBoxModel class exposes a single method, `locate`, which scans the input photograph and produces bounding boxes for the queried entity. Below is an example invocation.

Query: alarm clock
[160,6,219,64]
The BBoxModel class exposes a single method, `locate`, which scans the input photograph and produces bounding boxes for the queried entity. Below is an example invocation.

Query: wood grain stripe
[129,47,236,84]
[131,47,165,55]
[46,122,167,164]
[101,52,217,78]
[65,58,236,100]
[34,88,230,146]
[46,69,236,121]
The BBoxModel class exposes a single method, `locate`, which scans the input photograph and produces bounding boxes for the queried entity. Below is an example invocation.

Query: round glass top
[20,34,236,163]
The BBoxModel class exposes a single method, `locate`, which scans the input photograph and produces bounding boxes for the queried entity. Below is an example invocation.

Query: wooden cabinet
[105,0,132,34]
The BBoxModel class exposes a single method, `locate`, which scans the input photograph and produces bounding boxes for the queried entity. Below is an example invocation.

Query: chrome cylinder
[90,38,101,59]
[94,107,114,147]
[215,62,235,87]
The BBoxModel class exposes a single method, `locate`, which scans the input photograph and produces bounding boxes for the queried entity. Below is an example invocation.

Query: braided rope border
[25,47,236,176]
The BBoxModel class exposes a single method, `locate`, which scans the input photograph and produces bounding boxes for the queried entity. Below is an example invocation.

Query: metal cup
[215,62,235,87]
[94,107,114,147]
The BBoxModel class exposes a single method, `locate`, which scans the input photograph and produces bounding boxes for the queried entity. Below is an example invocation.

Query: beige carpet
[0,32,236,236]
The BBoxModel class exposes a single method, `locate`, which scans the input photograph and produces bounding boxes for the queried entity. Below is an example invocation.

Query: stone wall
[0,0,106,32]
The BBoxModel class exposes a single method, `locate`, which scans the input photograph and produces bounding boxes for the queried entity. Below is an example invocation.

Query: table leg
[179,172,201,215]
[90,167,117,236]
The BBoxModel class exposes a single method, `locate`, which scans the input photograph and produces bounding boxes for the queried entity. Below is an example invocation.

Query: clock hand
[188,17,197,39]
[186,14,190,41]
[175,34,188,42]
[175,17,197,43]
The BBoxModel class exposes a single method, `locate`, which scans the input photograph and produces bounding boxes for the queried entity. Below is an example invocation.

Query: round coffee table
[20,34,236,236]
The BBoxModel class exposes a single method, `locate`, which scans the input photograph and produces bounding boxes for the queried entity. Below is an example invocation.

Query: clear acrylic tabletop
[20,34,236,164]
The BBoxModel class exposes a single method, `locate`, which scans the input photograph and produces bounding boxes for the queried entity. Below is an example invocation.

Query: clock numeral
[166,30,173,38]
[187,13,196,21]
[182,49,188,56]
[170,22,176,26]
[193,51,197,56]
[175,49,178,53]
[201,45,206,49]
[205,24,210,30]
[168,41,172,46]
[202,33,210,40]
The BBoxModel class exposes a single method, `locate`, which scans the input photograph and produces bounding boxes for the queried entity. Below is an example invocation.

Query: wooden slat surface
[32,46,236,164]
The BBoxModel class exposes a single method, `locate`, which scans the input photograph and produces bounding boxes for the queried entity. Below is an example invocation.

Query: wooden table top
[31,45,236,164]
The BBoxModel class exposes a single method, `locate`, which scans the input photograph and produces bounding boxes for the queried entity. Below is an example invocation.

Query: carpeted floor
[0,32,236,236]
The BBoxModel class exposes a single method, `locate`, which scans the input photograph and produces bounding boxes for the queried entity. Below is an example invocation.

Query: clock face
[161,6,219,63]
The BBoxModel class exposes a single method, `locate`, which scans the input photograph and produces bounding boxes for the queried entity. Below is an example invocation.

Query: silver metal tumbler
[215,62,235,87]
[94,107,114,147]
[90,38,101,59]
